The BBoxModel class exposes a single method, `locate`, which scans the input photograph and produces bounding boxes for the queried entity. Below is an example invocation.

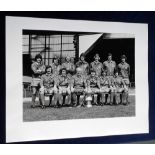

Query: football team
[31,52,130,108]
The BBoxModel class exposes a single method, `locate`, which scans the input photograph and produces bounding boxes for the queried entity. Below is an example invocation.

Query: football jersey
[99,76,110,87]
[40,73,56,88]
[118,62,130,78]
[61,62,75,74]
[103,60,116,76]
[57,75,70,87]
[111,76,124,88]
[50,63,61,77]
[87,75,100,88]
[90,61,103,76]
[71,74,86,88]
[31,61,45,78]
[76,60,89,75]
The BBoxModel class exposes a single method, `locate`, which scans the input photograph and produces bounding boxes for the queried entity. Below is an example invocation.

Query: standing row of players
[31,53,130,108]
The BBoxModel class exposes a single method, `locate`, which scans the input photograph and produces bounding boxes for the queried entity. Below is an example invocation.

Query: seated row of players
[31,52,130,108]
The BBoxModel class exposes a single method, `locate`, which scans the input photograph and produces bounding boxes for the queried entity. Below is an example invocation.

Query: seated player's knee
[61,88,68,95]
[71,88,75,93]
[110,87,115,93]
[58,89,62,95]
[95,89,100,93]
[115,88,122,93]
[67,89,71,95]
[86,88,92,94]
[32,87,37,95]
[99,88,104,93]
[59,88,63,94]
[115,92,119,96]
[58,93,63,100]
[117,90,122,93]
[53,88,58,94]
[39,87,45,94]
[48,89,54,95]
[105,88,110,93]
[124,87,129,93]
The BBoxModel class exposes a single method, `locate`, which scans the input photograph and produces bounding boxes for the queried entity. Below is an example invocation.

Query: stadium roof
[23,29,100,36]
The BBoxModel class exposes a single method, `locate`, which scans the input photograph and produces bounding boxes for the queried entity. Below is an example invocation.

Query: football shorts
[86,87,100,94]
[114,87,124,93]
[59,86,71,94]
[100,86,110,93]
[40,87,58,95]
[31,78,41,87]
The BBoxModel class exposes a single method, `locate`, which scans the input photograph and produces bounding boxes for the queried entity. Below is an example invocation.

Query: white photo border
[6,16,149,143]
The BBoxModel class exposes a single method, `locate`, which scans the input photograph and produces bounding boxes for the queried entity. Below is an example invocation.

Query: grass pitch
[23,95,135,122]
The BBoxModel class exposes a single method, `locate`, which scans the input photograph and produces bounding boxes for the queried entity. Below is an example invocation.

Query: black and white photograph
[23,30,135,122]
[6,16,148,143]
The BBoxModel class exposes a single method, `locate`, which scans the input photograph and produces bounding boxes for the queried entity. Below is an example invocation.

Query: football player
[90,53,103,77]
[61,56,75,77]
[39,66,58,108]
[85,69,100,107]
[99,70,111,105]
[103,53,116,78]
[111,71,128,105]
[71,68,87,107]
[76,53,89,76]
[57,68,71,107]
[31,54,45,108]
[50,56,61,78]
[118,55,130,104]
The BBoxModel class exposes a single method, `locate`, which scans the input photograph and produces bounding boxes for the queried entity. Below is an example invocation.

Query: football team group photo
[23,30,135,121]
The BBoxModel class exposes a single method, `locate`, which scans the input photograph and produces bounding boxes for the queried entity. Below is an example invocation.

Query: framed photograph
[6,16,148,143]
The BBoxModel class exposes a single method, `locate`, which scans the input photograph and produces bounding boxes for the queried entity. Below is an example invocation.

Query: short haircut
[121,55,127,60]
[108,53,112,57]
[94,53,100,59]
[80,53,85,59]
